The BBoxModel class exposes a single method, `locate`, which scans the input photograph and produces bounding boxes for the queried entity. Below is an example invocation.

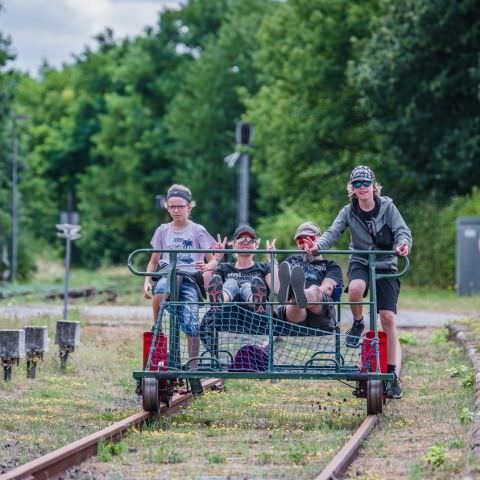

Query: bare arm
[144,252,161,299]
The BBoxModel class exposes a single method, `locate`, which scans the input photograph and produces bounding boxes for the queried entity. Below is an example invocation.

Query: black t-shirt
[215,262,272,287]
[285,255,343,289]
[353,197,380,236]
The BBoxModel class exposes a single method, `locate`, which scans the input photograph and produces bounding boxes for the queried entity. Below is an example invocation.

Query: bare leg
[379,310,400,370]
[152,293,163,324]
[285,285,325,322]
[348,279,367,321]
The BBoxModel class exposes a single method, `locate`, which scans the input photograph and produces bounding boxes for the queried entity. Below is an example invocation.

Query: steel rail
[0,378,223,480]
[315,346,401,479]
[314,413,380,480]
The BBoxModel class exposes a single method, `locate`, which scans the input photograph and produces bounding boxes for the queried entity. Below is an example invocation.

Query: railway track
[1,378,386,480]
[0,378,223,480]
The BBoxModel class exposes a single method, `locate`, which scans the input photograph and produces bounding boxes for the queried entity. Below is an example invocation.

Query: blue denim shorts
[154,276,201,336]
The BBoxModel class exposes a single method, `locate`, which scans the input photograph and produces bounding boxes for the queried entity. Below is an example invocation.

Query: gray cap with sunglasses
[294,222,321,239]
[350,165,375,183]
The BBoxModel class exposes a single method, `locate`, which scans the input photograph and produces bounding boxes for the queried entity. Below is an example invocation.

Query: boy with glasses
[311,166,412,399]
[199,225,277,314]
[276,222,343,330]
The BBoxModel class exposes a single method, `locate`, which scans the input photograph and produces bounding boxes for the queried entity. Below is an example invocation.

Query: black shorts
[347,262,400,313]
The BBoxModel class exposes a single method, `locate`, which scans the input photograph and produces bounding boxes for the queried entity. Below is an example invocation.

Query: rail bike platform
[128,248,409,414]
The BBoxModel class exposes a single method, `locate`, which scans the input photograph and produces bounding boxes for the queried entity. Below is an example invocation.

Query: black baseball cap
[232,224,257,239]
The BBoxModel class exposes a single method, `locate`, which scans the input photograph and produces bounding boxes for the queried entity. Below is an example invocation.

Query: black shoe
[190,378,204,396]
[251,277,267,314]
[345,320,365,348]
[290,266,308,308]
[208,275,223,310]
[277,262,292,304]
[390,374,403,399]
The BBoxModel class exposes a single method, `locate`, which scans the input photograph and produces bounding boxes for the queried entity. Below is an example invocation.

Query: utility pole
[11,114,29,283]
[224,122,255,225]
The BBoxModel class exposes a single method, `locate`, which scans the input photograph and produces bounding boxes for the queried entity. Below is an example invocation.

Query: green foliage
[399,332,418,346]
[245,0,381,219]
[2,0,478,282]
[166,0,275,235]
[98,440,127,462]
[207,453,226,464]
[287,443,317,465]
[353,0,480,203]
[407,188,480,287]
[423,443,447,468]
[459,407,473,425]
[431,328,448,345]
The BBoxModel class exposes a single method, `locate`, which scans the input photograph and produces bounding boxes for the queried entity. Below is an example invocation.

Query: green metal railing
[129,248,409,383]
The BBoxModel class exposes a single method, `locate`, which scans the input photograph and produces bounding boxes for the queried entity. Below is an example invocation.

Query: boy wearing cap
[313,166,412,399]
[277,222,343,329]
[200,225,277,314]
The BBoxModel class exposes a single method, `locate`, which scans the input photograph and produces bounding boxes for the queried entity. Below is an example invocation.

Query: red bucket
[143,331,167,371]
[361,331,387,373]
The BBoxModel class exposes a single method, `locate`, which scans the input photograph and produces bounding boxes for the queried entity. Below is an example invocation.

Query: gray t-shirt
[150,221,216,273]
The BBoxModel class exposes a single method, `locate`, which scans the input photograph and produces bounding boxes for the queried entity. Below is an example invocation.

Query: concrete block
[55,321,80,348]
[24,326,49,353]
[0,329,26,359]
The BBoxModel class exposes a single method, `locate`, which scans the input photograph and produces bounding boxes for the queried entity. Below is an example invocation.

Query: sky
[0,0,182,75]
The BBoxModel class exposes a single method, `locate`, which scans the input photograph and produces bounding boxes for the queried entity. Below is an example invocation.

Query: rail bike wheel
[366,380,383,415]
[142,377,160,412]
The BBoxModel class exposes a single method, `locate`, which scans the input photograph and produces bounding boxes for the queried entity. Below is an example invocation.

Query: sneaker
[390,374,403,399]
[208,275,224,310]
[277,262,291,304]
[190,378,204,396]
[290,265,308,308]
[251,277,267,314]
[345,320,365,348]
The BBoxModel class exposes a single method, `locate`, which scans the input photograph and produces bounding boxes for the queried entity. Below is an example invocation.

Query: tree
[243,0,381,241]
[352,0,480,202]
[166,0,275,235]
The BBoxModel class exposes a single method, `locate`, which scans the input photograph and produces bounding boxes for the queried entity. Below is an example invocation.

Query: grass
[350,327,476,478]
[399,285,480,313]
[0,314,144,470]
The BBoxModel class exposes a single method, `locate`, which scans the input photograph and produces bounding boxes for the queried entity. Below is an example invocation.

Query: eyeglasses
[235,236,256,245]
[351,180,372,189]
[167,204,188,211]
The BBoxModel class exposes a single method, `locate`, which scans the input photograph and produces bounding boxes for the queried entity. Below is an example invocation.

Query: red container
[361,331,387,373]
[143,331,167,371]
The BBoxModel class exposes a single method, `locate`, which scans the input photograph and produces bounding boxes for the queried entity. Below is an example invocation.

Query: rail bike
[128,248,409,415]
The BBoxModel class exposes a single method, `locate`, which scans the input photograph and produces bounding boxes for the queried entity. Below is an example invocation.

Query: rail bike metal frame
[129,248,409,386]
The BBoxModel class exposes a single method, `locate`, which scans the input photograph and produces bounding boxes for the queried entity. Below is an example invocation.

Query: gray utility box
[55,321,80,348]
[0,329,26,359]
[456,217,480,296]
[24,326,49,354]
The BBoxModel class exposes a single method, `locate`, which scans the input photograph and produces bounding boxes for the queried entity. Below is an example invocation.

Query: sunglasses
[351,180,372,189]
[235,236,256,245]
[296,235,316,242]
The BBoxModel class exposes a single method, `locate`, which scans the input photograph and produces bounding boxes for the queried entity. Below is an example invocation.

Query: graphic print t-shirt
[215,262,271,289]
[150,221,216,273]
[285,255,343,289]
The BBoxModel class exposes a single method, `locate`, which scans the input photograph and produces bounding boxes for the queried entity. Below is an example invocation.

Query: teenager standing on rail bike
[311,166,412,399]
[143,184,218,395]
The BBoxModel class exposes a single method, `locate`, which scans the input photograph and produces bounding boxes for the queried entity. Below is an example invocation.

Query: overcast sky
[0,0,182,75]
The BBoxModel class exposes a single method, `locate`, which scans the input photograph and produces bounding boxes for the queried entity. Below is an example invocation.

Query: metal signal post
[56,221,81,320]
